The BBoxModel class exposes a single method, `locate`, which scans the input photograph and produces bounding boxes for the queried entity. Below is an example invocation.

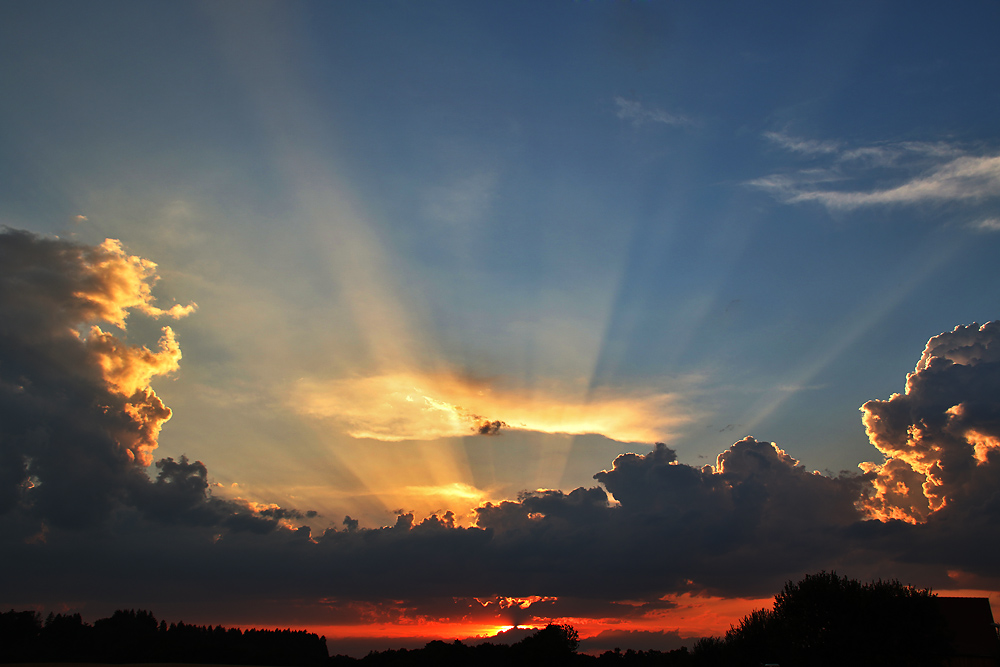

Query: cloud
[285,324,1000,604]
[87,325,182,397]
[475,419,506,435]
[970,217,1000,232]
[422,172,497,225]
[753,135,1000,211]
[131,456,304,533]
[467,436,866,599]
[763,131,840,155]
[614,97,691,127]
[0,229,295,532]
[5,258,1000,640]
[791,155,1000,209]
[860,321,1000,523]
[290,371,694,443]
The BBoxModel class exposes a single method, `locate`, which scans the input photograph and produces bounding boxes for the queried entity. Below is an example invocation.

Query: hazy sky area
[2,0,1000,654]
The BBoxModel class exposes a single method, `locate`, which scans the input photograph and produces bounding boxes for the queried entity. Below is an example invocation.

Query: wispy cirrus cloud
[788,155,1000,209]
[421,172,497,226]
[969,217,1000,232]
[614,96,692,128]
[762,131,840,156]
[752,132,1000,212]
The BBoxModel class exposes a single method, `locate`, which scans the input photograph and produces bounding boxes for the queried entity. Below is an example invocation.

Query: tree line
[0,608,328,666]
[0,572,970,666]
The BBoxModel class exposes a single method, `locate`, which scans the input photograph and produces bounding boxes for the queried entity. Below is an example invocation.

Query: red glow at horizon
[300,592,774,644]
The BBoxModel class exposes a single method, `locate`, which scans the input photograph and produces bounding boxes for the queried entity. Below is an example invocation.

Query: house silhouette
[937,597,1000,667]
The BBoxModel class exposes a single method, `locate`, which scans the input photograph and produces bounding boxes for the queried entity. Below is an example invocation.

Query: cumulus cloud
[465,437,866,599]
[87,324,182,397]
[291,371,692,443]
[860,322,1000,523]
[0,229,297,532]
[753,135,1000,211]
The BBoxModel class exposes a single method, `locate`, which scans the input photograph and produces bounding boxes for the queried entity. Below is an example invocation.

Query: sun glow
[291,371,693,444]
[304,592,773,652]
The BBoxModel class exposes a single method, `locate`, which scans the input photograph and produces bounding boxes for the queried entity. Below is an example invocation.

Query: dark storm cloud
[463,437,866,599]
[131,456,304,533]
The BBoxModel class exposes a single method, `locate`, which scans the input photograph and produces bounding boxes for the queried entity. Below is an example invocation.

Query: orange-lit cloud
[474,596,557,610]
[87,325,182,397]
[69,240,195,466]
[0,232,196,468]
[291,371,692,443]
[859,322,1000,523]
[966,428,1000,465]
[73,238,197,328]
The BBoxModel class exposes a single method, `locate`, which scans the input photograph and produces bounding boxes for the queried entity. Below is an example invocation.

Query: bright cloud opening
[290,371,694,444]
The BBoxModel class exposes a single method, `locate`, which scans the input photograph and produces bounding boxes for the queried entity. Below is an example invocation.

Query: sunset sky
[2,0,1000,655]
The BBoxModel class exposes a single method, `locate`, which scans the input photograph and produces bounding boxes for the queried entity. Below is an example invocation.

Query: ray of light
[203,5,488,517]
[740,232,967,436]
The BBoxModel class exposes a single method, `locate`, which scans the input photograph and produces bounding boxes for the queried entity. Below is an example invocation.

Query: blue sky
[2,0,1000,646]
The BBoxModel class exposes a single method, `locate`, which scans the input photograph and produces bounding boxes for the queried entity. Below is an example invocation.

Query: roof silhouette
[936,597,1000,664]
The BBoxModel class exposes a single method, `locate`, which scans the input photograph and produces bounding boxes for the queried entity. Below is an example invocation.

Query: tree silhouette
[93,609,160,662]
[0,608,329,665]
[0,610,41,662]
[39,612,92,661]
[723,571,949,667]
[513,623,581,664]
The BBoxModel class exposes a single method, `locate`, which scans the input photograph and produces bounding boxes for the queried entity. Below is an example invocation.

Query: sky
[2,0,1000,655]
